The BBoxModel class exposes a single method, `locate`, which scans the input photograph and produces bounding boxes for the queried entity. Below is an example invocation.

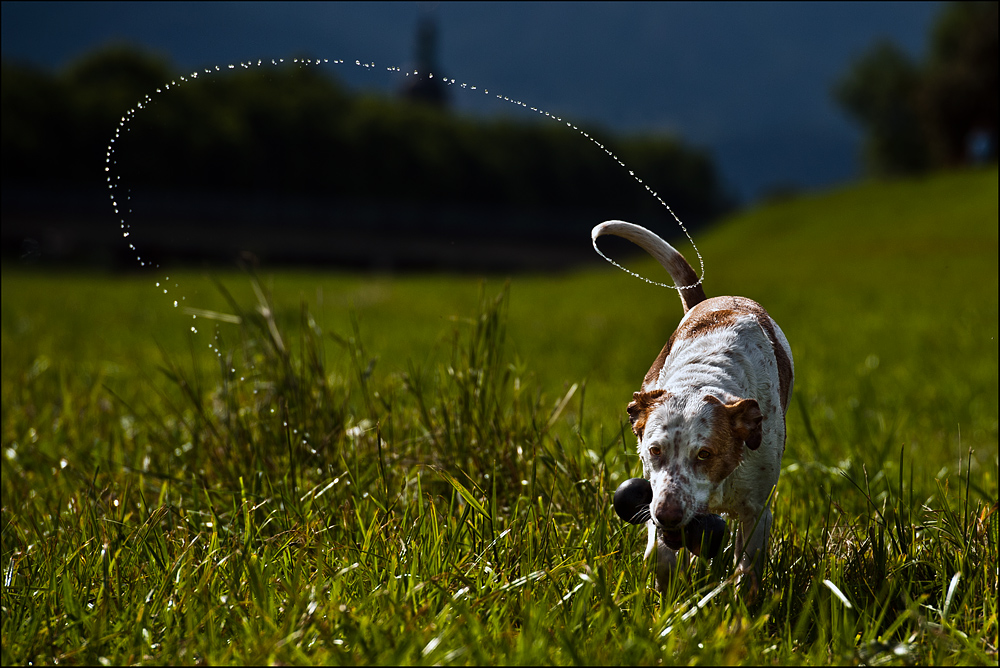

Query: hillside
[2,166,996,665]
[3,166,996,470]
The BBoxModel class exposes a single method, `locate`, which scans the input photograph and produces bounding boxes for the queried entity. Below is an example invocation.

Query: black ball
[684,513,728,559]
[613,477,652,525]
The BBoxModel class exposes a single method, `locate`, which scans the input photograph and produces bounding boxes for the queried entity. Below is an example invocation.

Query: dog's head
[627,389,762,532]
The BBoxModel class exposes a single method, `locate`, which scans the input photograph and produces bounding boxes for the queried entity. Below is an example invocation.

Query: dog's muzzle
[613,477,727,558]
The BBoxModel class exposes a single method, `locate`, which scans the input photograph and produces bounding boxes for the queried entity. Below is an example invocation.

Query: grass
[2,166,997,664]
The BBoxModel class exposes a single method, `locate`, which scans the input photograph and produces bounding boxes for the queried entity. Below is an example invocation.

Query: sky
[1,1,942,203]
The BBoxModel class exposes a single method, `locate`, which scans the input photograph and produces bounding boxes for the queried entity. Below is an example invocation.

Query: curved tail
[592,220,706,313]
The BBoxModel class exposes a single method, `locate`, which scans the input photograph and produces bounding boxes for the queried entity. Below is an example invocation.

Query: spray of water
[105,56,705,347]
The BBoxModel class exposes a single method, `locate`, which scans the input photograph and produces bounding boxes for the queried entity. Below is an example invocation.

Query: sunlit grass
[2,166,997,664]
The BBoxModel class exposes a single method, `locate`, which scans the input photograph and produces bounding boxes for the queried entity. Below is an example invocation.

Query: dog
[593,220,793,592]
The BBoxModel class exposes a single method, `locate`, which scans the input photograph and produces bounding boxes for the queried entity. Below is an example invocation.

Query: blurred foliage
[835,1,998,176]
[920,0,999,165]
[834,41,931,176]
[1,45,730,224]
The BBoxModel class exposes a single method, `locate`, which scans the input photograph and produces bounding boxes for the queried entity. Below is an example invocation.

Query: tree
[834,1,998,176]
[834,41,930,176]
[918,0,998,165]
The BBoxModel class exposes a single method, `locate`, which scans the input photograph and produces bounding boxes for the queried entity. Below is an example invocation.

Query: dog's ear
[726,398,763,450]
[627,389,668,439]
[626,392,643,428]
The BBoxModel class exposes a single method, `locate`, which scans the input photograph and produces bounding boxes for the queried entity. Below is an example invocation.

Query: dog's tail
[592,220,707,313]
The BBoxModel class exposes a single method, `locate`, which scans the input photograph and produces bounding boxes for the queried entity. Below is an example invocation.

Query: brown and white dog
[593,220,793,591]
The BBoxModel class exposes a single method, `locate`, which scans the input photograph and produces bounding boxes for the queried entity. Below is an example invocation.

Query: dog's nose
[653,498,685,529]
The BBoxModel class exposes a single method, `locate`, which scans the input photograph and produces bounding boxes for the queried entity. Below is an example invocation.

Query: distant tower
[401,15,449,108]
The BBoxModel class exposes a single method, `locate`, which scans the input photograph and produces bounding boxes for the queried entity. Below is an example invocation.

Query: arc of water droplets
[105,56,704,341]
[488,94,704,291]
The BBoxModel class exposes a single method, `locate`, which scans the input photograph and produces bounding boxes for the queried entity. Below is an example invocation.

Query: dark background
[2,1,944,201]
[2,1,994,271]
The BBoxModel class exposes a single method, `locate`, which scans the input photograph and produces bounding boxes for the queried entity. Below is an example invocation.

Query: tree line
[834,1,997,176]
[1,46,731,228]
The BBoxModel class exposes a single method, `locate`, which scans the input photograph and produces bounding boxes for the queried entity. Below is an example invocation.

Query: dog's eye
[697,449,712,461]
[649,446,662,457]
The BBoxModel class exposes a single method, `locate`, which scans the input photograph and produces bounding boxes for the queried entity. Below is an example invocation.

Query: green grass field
[2,166,997,664]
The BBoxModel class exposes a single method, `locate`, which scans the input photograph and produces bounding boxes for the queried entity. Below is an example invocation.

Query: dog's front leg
[735,505,772,597]
[645,522,681,591]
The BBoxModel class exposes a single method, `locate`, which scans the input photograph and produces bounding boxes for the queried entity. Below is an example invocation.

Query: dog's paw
[735,563,762,602]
